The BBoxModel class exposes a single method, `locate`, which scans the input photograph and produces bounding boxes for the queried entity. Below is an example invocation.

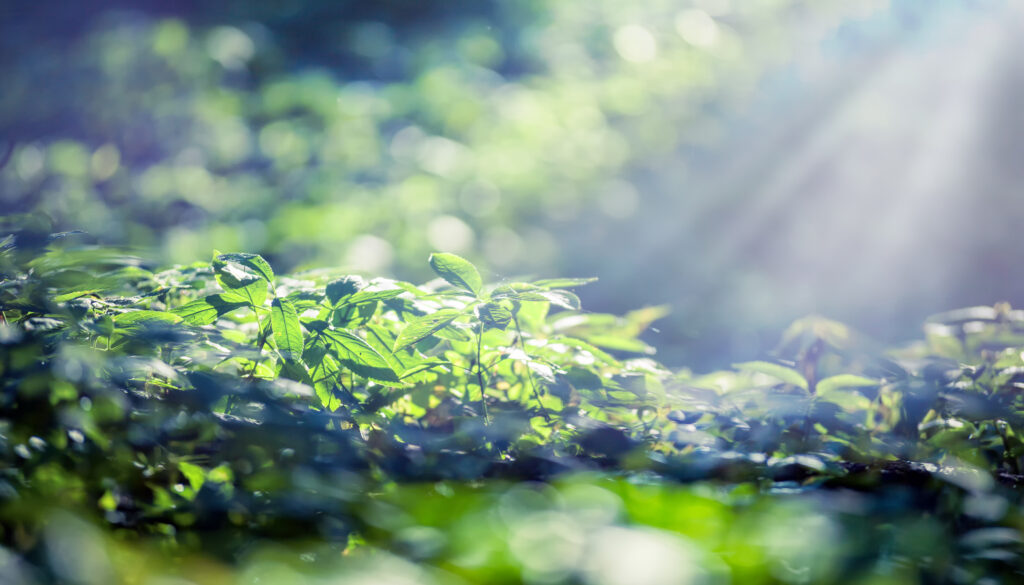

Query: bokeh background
[1,0,1018,369]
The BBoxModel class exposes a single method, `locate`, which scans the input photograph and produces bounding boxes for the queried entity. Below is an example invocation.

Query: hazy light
[389,126,426,160]
[614,25,658,64]
[759,510,839,582]
[676,10,720,48]
[350,22,394,60]
[598,180,640,219]
[206,26,254,70]
[346,235,394,272]
[459,180,501,217]
[629,1,1017,359]
[559,483,623,526]
[427,215,475,253]
[152,19,189,56]
[15,145,44,181]
[696,0,732,17]
[583,526,703,585]
[44,513,113,585]
[508,511,584,579]
[90,144,120,181]
[483,226,523,266]
[208,118,252,165]
[259,122,310,166]
[417,136,468,178]
[48,141,89,178]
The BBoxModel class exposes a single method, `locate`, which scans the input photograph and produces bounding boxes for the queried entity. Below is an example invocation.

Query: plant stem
[513,316,551,423]
[246,304,268,380]
[476,324,490,424]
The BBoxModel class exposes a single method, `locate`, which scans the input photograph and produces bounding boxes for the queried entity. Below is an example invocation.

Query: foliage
[3,228,1024,583]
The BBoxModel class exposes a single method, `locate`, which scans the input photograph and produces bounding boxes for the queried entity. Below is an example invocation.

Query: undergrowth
[2,229,1024,584]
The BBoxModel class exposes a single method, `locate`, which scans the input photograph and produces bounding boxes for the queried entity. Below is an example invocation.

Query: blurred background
[0,0,1018,369]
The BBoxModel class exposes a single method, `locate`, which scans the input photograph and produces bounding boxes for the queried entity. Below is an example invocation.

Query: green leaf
[212,253,269,306]
[539,290,580,311]
[215,252,274,283]
[733,361,808,390]
[428,252,482,296]
[178,461,205,491]
[398,360,453,379]
[98,490,117,512]
[550,336,621,366]
[322,329,402,386]
[171,294,248,326]
[527,361,556,383]
[816,388,873,412]
[586,334,655,355]
[344,288,405,305]
[492,285,550,304]
[325,276,365,305]
[54,290,101,302]
[815,374,879,395]
[305,345,342,411]
[531,277,598,289]
[389,280,431,298]
[364,324,418,376]
[302,319,330,333]
[207,465,233,484]
[113,310,182,327]
[493,288,581,311]
[277,358,312,384]
[478,301,514,330]
[221,279,267,306]
[285,289,325,311]
[332,301,378,328]
[393,308,462,352]
[271,298,304,362]
[433,323,472,343]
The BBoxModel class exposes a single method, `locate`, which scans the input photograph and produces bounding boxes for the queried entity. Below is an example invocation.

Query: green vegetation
[0,2,908,365]
[3,3,1022,583]
[2,4,850,273]
[3,228,1024,584]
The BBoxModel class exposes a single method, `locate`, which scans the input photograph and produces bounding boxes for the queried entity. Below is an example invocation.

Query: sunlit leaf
[816,374,880,395]
[538,289,580,310]
[178,461,205,491]
[172,294,248,325]
[344,288,405,305]
[325,275,365,305]
[587,334,655,355]
[212,252,269,306]
[54,289,101,302]
[478,301,513,330]
[733,361,808,390]
[393,308,462,352]
[306,344,342,411]
[215,252,275,283]
[428,252,482,296]
[530,277,598,289]
[113,310,182,327]
[322,329,402,386]
[271,298,304,362]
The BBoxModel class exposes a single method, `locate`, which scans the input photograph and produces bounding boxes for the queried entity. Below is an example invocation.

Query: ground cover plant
[2,224,1024,584]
